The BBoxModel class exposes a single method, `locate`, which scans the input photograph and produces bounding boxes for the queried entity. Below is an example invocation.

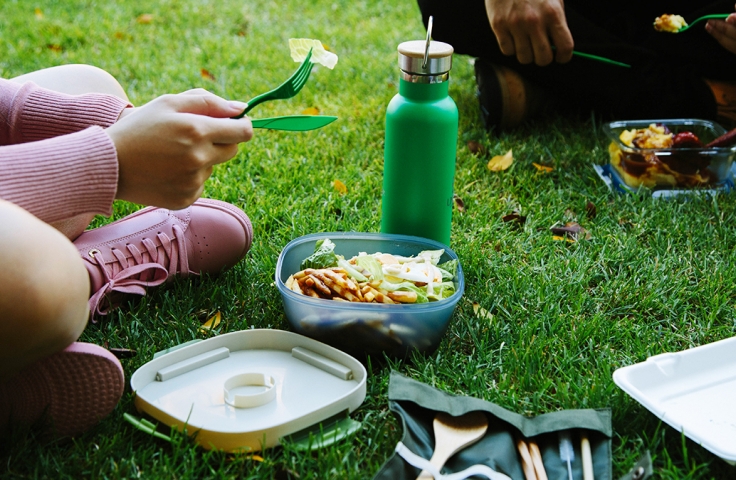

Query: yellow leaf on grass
[552,235,574,243]
[199,311,221,333]
[34,8,44,19]
[302,106,320,115]
[487,149,513,171]
[249,455,264,462]
[333,179,347,194]
[136,13,154,24]
[472,302,493,321]
[200,68,216,81]
[532,162,553,173]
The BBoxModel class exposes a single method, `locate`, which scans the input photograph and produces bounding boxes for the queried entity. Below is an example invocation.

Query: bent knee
[0,203,90,361]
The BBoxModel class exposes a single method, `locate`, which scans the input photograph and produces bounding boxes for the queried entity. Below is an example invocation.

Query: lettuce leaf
[337,258,368,282]
[355,254,384,281]
[300,238,338,269]
[379,280,428,303]
[437,259,457,281]
[427,281,456,301]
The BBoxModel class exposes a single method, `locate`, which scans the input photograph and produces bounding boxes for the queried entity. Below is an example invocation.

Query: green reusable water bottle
[380,19,458,246]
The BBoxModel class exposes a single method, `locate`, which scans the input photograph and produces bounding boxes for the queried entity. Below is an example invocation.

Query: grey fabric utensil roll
[374,372,613,480]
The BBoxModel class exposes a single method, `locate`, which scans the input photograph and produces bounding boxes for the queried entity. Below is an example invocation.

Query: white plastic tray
[130,329,366,452]
[613,336,736,464]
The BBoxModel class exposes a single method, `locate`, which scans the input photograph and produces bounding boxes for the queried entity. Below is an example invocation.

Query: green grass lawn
[3,0,736,478]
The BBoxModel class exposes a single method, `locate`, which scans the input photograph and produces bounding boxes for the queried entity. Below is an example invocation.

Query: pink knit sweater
[0,79,130,223]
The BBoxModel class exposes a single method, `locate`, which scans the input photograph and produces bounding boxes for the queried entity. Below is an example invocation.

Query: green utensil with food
[232,48,314,119]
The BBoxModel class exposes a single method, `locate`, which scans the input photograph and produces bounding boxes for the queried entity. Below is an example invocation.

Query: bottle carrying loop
[422,16,433,70]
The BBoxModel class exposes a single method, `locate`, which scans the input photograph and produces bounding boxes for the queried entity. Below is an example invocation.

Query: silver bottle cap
[398,40,453,76]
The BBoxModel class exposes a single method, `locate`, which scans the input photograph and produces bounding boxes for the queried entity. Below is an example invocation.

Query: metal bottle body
[381,78,458,246]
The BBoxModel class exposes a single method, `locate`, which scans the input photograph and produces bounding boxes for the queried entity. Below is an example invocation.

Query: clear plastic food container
[275,232,465,359]
[605,119,736,189]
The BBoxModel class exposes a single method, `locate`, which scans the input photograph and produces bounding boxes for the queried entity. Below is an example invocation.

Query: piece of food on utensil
[654,14,688,32]
[706,127,736,148]
[286,238,457,304]
[289,38,338,69]
[609,123,717,188]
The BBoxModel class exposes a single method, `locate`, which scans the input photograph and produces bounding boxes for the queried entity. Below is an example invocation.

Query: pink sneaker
[74,198,253,317]
[0,342,124,437]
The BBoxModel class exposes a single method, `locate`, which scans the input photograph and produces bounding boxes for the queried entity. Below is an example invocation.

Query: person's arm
[706,9,736,55]
[0,127,120,224]
[0,79,125,223]
[1,83,252,223]
[484,0,574,66]
[0,79,129,145]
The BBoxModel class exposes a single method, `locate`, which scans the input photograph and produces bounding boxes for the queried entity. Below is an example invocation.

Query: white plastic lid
[130,329,367,452]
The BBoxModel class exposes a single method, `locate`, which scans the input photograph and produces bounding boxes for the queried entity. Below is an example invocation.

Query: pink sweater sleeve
[0,79,130,223]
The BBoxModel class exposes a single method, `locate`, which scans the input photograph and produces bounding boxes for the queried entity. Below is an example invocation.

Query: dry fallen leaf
[487,149,513,171]
[532,162,553,173]
[502,212,526,225]
[199,311,221,333]
[333,179,347,194]
[586,201,597,218]
[200,68,216,81]
[47,44,62,52]
[453,194,465,212]
[550,222,591,241]
[109,348,137,359]
[136,13,154,24]
[34,8,43,19]
[302,106,320,115]
[553,235,575,243]
[466,140,486,156]
[472,302,493,321]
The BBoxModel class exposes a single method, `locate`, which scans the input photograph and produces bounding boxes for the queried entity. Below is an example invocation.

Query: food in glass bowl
[605,119,736,189]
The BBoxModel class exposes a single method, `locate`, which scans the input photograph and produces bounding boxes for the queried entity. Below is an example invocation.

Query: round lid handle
[224,372,277,408]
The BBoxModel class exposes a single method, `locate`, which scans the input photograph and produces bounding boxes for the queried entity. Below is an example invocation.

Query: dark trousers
[417,0,736,121]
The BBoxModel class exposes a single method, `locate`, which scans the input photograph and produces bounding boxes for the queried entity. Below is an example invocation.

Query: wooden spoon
[416,411,489,479]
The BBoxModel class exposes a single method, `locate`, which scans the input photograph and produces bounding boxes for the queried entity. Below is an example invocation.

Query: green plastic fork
[232,48,314,119]
[675,13,730,32]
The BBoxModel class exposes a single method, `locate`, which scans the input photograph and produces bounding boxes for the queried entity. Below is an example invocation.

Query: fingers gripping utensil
[416,411,489,480]
[232,48,315,119]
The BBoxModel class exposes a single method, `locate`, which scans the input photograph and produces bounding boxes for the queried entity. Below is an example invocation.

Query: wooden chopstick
[581,432,595,480]
[528,441,549,480]
[516,439,537,480]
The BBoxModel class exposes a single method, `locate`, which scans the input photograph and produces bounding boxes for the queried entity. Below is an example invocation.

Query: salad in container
[275,232,464,359]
